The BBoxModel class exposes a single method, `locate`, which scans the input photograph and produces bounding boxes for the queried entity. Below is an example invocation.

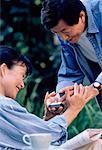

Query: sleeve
[0,104,68,147]
[99,0,102,34]
[56,38,85,92]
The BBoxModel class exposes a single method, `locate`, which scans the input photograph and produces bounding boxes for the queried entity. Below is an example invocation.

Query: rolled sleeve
[47,115,68,145]
[56,80,74,92]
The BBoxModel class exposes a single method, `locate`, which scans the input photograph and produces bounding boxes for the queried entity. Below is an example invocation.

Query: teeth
[16,87,19,90]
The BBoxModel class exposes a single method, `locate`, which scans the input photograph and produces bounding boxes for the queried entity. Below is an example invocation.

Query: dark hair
[41,0,88,30]
[0,45,32,76]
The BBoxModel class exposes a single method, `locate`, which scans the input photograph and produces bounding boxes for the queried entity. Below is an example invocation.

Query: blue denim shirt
[56,0,102,92]
[0,96,67,149]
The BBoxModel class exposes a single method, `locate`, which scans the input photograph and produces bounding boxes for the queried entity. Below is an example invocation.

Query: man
[41,0,102,110]
[0,45,98,149]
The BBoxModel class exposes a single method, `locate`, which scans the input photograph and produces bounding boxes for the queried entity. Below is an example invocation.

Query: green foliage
[1,0,102,138]
[1,0,60,117]
[68,99,102,139]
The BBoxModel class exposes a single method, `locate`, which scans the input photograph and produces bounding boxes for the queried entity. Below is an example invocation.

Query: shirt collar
[83,2,99,33]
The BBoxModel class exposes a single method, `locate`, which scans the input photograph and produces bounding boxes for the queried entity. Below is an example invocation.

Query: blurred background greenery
[0,0,102,139]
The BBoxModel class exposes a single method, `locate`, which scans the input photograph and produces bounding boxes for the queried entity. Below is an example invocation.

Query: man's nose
[60,33,69,41]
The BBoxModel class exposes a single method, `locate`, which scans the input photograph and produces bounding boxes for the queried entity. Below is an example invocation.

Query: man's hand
[63,83,99,125]
[83,85,99,103]
[43,83,99,121]
[60,83,99,108]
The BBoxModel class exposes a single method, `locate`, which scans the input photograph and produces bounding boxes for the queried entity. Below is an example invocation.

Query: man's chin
[66,37,80,44]
[69,40,78,44]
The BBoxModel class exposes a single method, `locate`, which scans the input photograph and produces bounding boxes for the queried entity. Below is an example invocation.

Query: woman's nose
[20,81,25,89]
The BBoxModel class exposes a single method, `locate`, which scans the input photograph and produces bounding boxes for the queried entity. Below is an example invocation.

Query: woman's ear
[0,63,8,77]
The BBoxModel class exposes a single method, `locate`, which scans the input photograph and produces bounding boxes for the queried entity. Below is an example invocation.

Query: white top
[0,96,67,149]
[77,31,98,62]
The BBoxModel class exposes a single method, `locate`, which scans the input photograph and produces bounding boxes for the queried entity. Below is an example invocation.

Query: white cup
[23,133,52,150]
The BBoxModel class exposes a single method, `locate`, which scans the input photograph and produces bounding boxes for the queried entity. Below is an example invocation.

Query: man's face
[51,12,86,43]
[1,62,27,99]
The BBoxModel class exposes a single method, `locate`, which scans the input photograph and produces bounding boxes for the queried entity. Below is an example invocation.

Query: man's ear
[0,63,8,77]
[79,11,85,23]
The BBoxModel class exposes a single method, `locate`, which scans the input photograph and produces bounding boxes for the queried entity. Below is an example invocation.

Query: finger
[65,90,71,100]
[83,86,88,100]
[79,84,85,95]
[45,91,56,102]
[54,105,64,113]
[53,96,59,102]
[54,93,61,102]
[59,85,74,93]
[53,106,64,114]
[47,97,56,106]
[44,91,49,104]
[68,90,74,96]
[48,91,56,98]
[58,106,64,111]
[85,86,99,103]
[60,94,66,102]
[49,107,56,111]
[74,83,79,95]
[44,91,56,101]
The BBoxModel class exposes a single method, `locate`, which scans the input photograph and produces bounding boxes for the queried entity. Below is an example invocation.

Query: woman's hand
[43,85,74,120]
[43,91,57,121]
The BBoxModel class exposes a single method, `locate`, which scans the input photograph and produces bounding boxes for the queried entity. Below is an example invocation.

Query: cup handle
[23,134,31,145]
